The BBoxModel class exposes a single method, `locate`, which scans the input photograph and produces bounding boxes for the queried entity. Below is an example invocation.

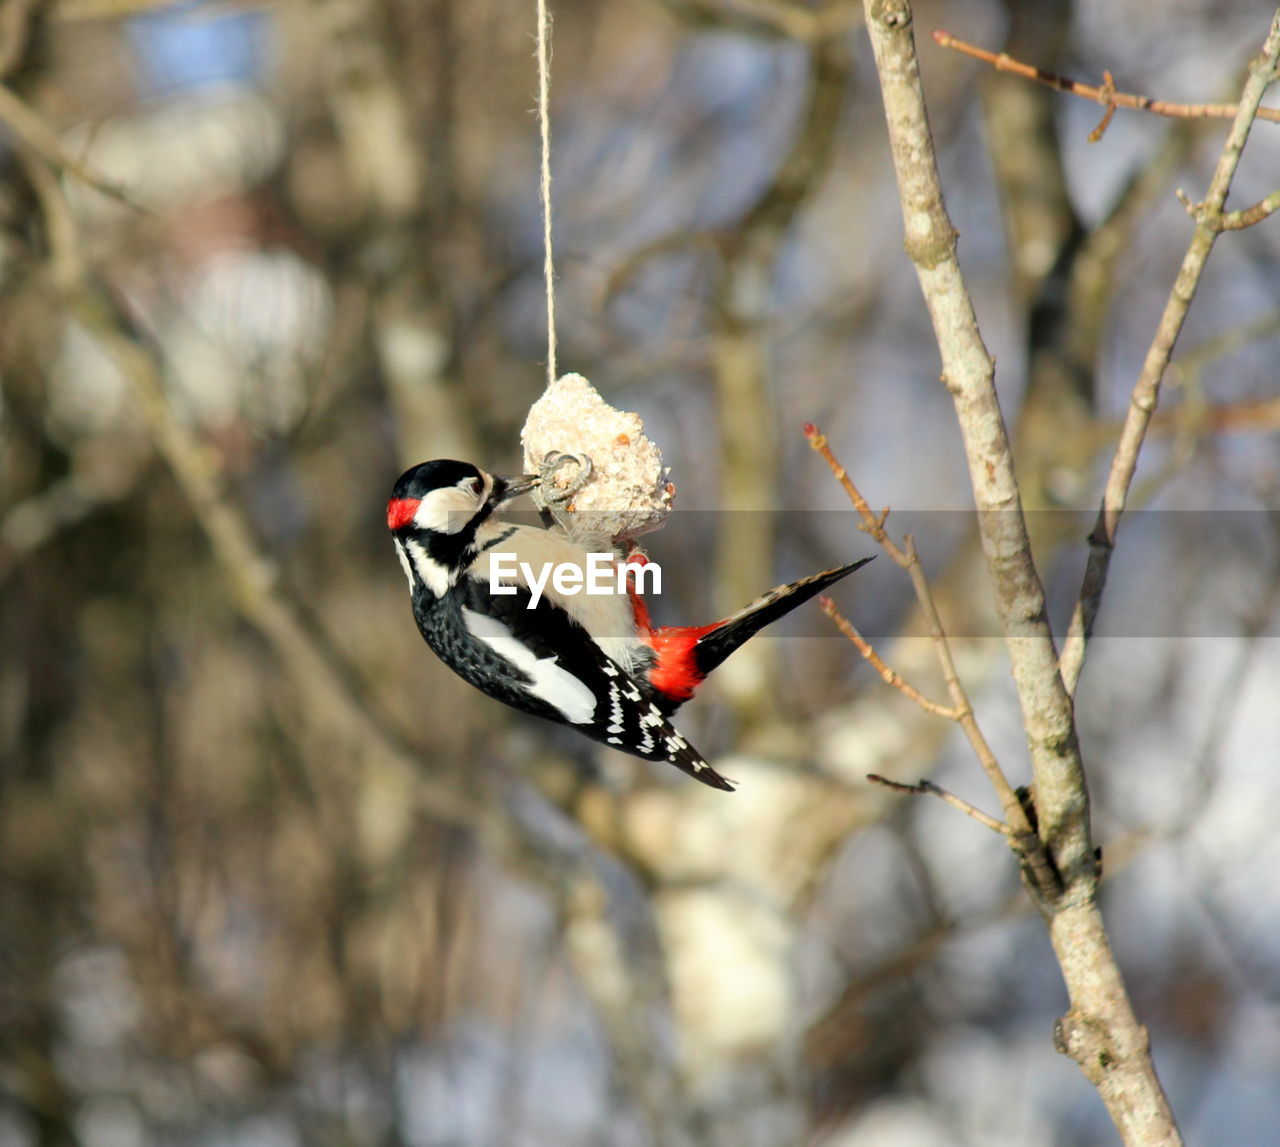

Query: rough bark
[861,1,1185,1142]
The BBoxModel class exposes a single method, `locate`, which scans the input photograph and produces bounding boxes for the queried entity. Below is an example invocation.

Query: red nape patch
[646,622,720,703]
[386,497,421,530]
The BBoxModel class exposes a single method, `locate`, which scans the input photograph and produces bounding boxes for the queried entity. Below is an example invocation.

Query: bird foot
[539,452,593,503]
[535,452,594,534]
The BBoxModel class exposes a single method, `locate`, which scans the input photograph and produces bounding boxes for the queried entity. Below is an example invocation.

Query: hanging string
[536,0,557,385]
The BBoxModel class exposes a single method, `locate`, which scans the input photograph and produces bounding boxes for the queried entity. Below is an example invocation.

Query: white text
[489,552,661,609]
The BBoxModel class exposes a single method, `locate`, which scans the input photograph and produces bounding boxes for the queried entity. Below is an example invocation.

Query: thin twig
[803,421,903,555]
[898,537,1052,890]
[818,596,958,718]
[805,422,1054,893]
[1061,11,1280,695]
[933,29,1280,131]
[1089,71,1119,141]
[867,775,1007,835]
[0,83,150,211]
[1218,188,1280,230]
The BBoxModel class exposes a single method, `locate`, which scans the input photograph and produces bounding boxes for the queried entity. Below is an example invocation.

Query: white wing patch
[461,607,596,725]
[471,523,648,673]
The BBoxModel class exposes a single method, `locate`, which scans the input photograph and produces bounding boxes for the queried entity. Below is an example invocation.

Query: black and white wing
[414,574,735,791]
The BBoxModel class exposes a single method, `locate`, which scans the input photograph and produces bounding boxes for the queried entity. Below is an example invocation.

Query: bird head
[387,461,540,597]
[387,460,539,537]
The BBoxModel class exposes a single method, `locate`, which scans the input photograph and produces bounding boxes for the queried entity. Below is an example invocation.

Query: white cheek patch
[414,486,482,534]
[461,607,596,725]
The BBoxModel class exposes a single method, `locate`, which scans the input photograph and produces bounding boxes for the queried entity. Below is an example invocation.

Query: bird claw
[538,452,593,506]
[535,452,593,534]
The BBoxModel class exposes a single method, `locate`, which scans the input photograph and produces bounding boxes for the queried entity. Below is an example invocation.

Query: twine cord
[536,0,556,384]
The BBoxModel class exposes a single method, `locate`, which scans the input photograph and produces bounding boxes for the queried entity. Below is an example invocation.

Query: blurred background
[2,0,1279,1144]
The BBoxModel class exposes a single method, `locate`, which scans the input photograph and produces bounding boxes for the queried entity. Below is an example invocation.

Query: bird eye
[465,477,483,495]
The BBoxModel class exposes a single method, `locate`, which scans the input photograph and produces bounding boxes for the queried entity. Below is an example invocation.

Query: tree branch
[805,423,1054,894]
[862,0,1087,893]
[861,1,1186,1141]
[866,774,1007,835]
[819,597,958,719]
[933,28,1280,132]
[1061,11,1280,695]
[1187,186,1280,230]
[0,82,150,210]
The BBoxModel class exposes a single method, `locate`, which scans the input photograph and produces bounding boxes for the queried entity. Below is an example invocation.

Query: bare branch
[1174,185,1280,231]
[863,1,1191,1141]
[866,774,1007,835]
[1217,188,1280,230]
[805,424,1051,889]
[1089,71,1120,141]
[819,595,958,718]
[1061,11,1280,695]
[862,5,1086,899]
[933,28,1280,131]
[0,83,150,211]
[803,420,904,555]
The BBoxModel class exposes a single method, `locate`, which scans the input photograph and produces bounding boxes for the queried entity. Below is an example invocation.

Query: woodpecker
[387,459,872,791]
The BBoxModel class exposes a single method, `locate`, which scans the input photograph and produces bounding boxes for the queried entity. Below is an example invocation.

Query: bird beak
[491,473,540,505]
